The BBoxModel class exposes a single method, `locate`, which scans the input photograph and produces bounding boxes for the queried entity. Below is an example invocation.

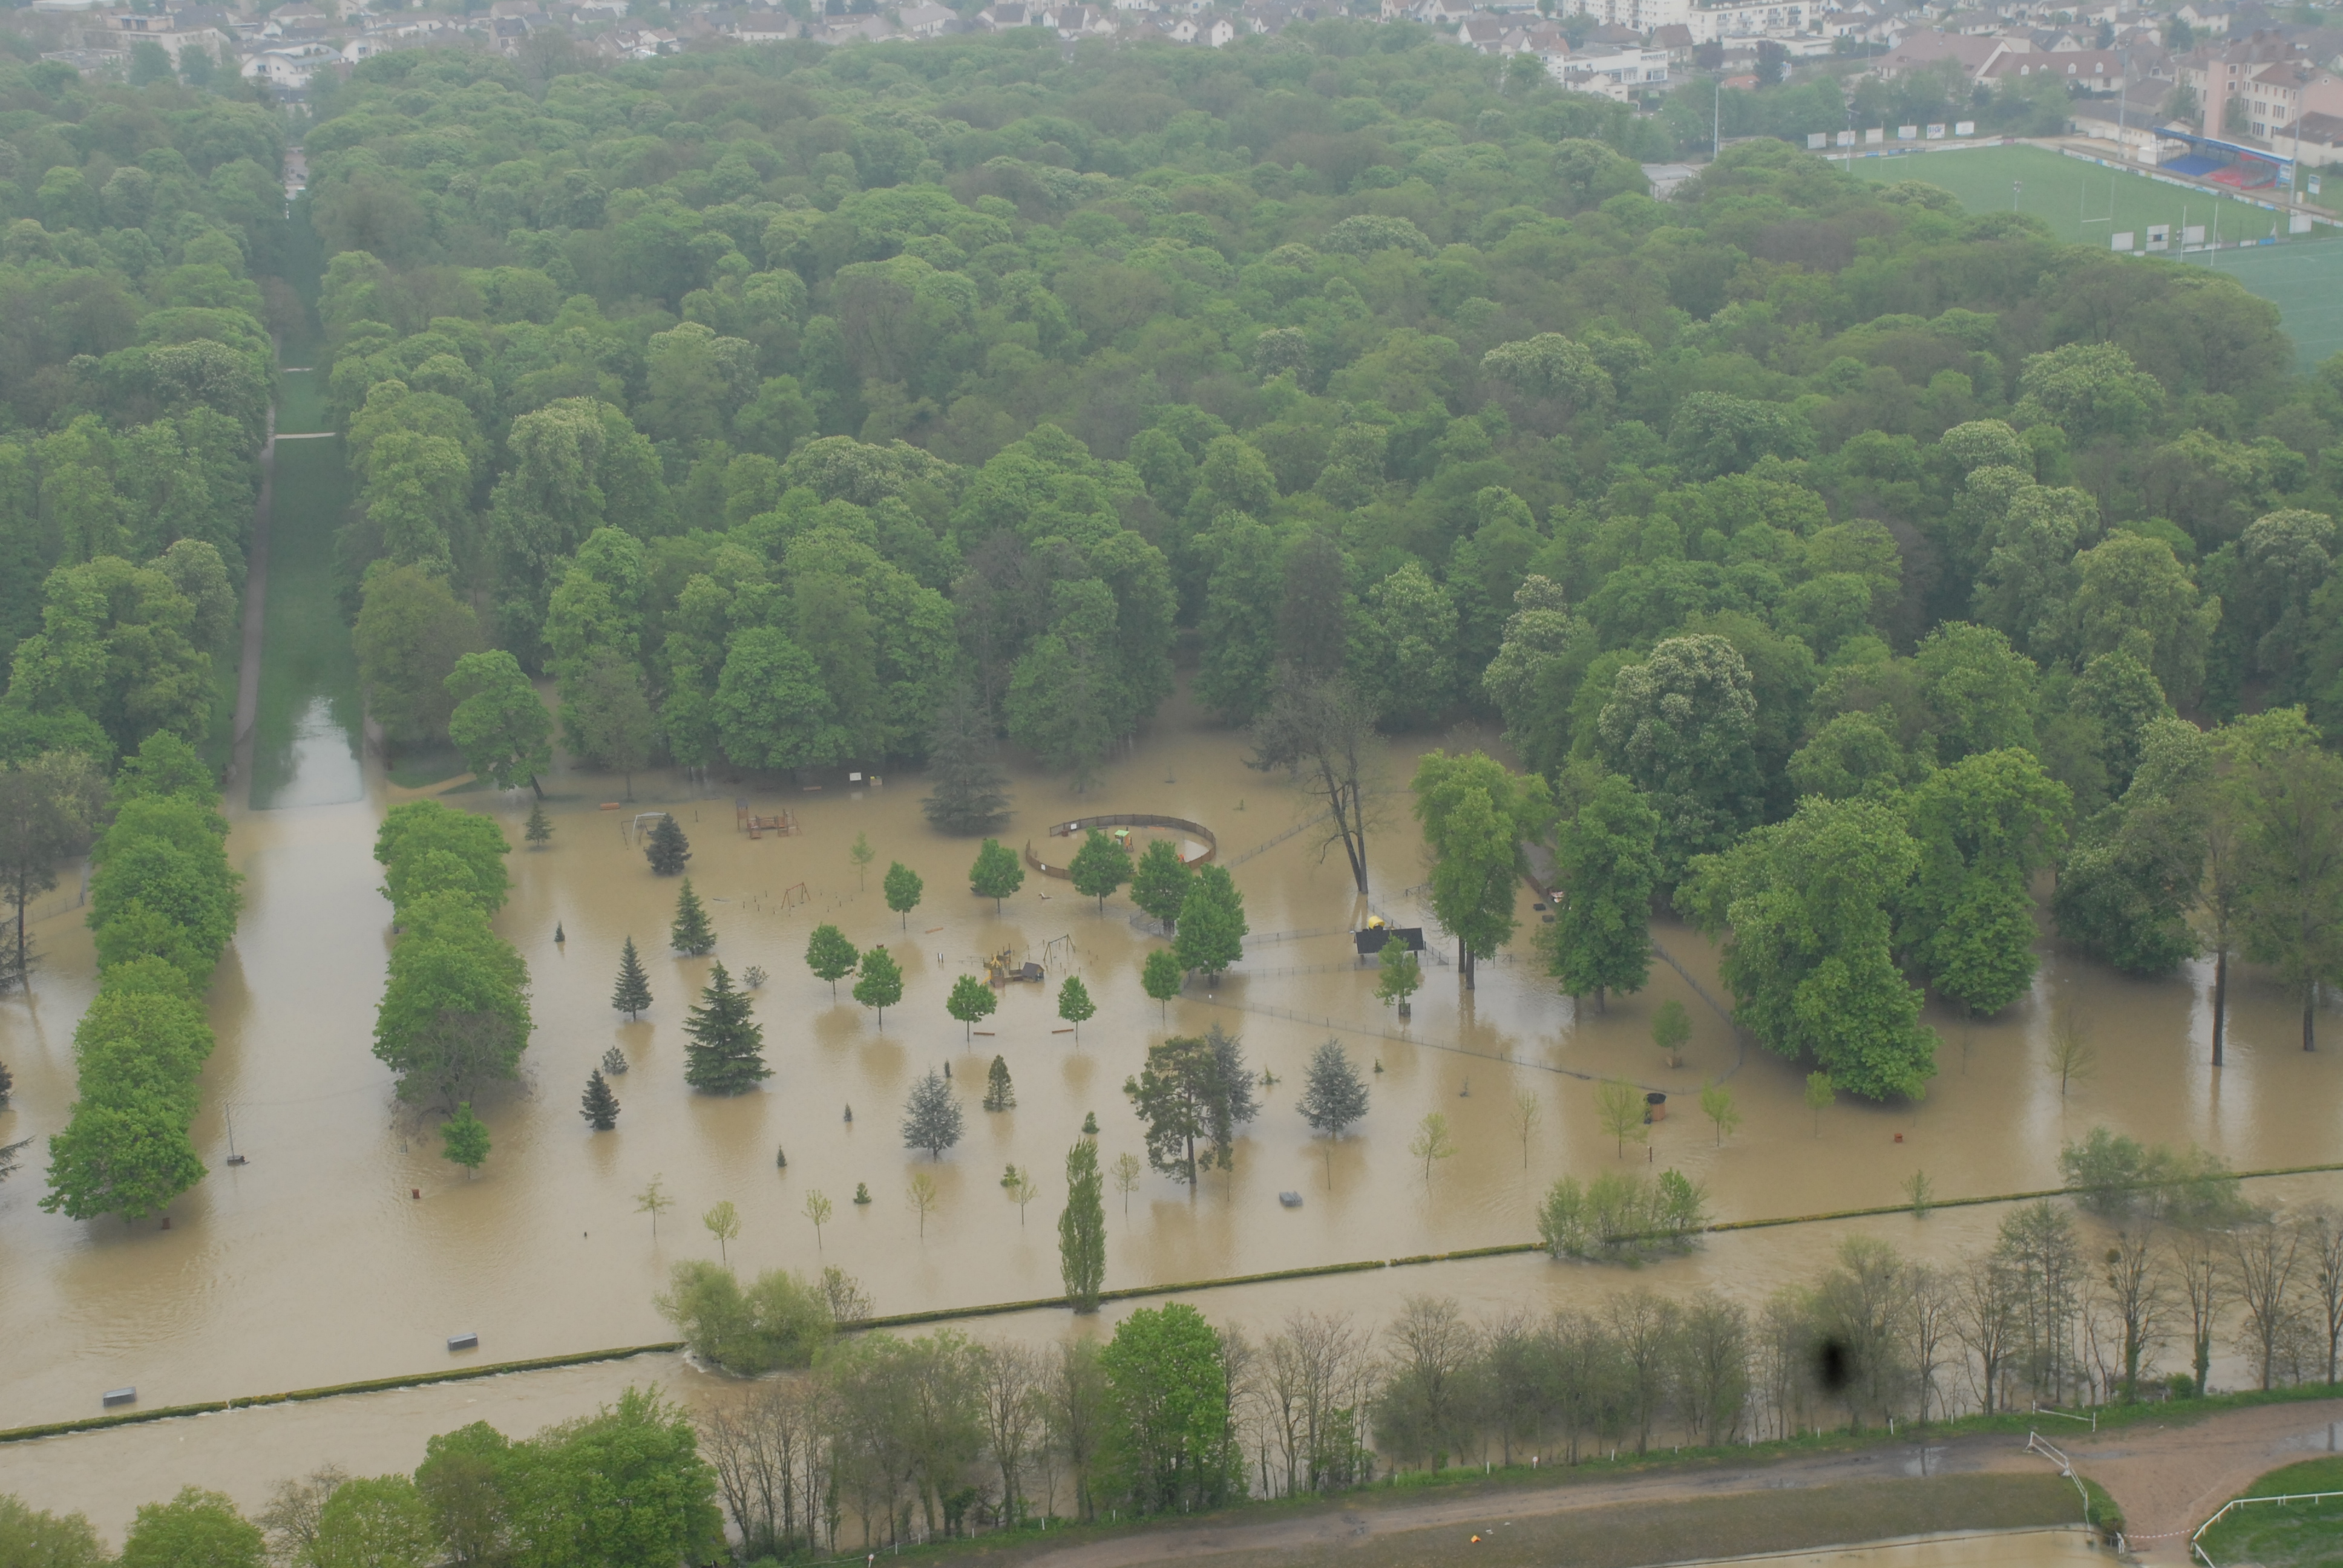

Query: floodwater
[5,688,2343,1532]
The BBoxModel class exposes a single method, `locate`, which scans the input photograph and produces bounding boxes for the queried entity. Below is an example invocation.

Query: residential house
[1688,0,1810,43]
[1872,25,2011,81]
[2290,107,2343,165]
[2238,57,2343,138]
[102,10,232,63]
[1558,0,1694,38]
[1981,47,2129,91]
[2177,31,2309,134]
[897,1,955,34]
[240,40,338,85]
[1554,39,1670,94]
[1458,13,1510,49]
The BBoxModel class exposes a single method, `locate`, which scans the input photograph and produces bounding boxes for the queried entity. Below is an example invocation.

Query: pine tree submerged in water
[581,1068,620,1129]
[600,1045,629,1076]
[525,800,553,848]
[670,878,715,955]
[921,683,1012,835]
[683,961,770,1095]
[983,1054,1016,1111]
[611,935,653,1018]
[646,814,691,875]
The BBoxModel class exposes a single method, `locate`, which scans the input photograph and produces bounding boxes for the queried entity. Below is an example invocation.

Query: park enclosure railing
[1026,814,1217,880]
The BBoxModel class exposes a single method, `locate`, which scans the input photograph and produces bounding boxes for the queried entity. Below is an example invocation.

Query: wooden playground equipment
[735,798,801,839]
[1025,813,1217,879]
[985,947,1046,985]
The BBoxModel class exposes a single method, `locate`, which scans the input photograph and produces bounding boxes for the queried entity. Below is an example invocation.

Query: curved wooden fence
[1024,814,1218,880]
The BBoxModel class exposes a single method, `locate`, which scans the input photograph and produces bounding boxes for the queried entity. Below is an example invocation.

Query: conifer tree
[683,961,770,1095]
[922,682,1012,835]
[1059,1137,1106,1312]
[611,936,652,1019]
[646,814,691,875]
[670,878,715,955]
[525,800,553,848]
[1058,975,1096,1042]
[1297,1037,1369,1183]
[901,1068,964,1158]
[581,1068,620,1129]
[805,922,858,998]
[983,1054,1017,1110]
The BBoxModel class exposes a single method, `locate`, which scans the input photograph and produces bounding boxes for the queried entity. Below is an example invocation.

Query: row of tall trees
[39,735,237,1221]
[369,801,531,1113]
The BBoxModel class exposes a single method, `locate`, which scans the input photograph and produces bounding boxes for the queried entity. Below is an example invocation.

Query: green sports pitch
[1847,143,2343,366]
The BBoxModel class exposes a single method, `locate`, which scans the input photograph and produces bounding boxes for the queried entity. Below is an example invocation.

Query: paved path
[1010,1400,2343,1568]
[2056,1397,2343,1563]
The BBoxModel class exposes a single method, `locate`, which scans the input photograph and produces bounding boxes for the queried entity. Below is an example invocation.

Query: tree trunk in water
[1594,985,1607,1014]
[1461,939,1473,990]
[2305,985,2318,1052]
[529,774,545,799]
[2210,947,2227,1067]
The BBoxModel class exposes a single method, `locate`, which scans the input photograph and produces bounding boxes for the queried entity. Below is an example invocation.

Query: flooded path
[4,678,2343,1523]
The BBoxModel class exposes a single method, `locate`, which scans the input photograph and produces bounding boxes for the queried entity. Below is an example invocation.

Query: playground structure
[735,798,801,839]
[1026,813,1218,880]
[985,947,1046,985]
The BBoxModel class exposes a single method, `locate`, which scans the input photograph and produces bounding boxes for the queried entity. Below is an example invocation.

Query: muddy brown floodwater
[4,687,2343,1535]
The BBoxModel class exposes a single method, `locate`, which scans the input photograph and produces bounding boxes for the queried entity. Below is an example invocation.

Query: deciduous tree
[1122,1026,1257,1188]
[804,923,857,999]
[1069,830,1132,912]
[445,650,553,797]
[970,838,1024,912]
[1544,774,1660,1011]
[441,1103,490,1178]
[1172,864,1247,979]
[1060,1138,1107,1312]
[883,861,923,929]
[852,947,903,1024]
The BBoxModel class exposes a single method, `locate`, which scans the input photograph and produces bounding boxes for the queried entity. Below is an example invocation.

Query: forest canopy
[3,24,2341,1104]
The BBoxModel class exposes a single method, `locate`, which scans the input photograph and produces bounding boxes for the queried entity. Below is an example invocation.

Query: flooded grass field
[4,687,2342,1535]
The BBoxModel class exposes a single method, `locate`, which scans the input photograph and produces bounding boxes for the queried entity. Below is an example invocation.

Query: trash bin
[1644,1091,1667,1124]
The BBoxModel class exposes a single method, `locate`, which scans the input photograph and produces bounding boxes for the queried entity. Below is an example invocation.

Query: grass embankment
[2196,1454,2343,1567]
[249,368,362,810]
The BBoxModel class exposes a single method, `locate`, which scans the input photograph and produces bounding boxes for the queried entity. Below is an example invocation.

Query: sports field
[1852,143,2343,367]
